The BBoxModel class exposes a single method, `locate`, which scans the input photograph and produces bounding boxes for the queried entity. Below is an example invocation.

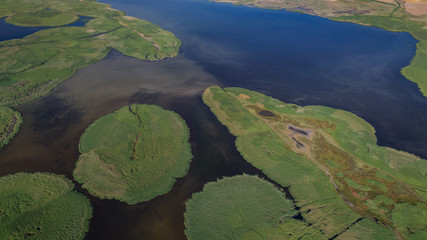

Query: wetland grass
[202,86,427,239]
[185,175,325,240]
[73,104,192,204]
[0,106,22,150]
[0,0,181,106]
[0,172,92,240]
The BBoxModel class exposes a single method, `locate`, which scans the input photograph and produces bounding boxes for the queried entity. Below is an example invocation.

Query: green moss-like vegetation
[336,218,396,240]
[0,0,181,106]
[185,175,326,240]
[203,86,427,239]
[6,9,79,27]
[0,106,22,150]
[73,104,192,204]
[0,172,92,240]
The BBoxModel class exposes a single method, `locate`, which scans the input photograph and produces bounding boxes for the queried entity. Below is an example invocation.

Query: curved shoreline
[215,0,427,98]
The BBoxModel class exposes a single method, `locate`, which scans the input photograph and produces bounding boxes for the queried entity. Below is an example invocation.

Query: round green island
[6,9,79,27]
[74,104,192,204]
[0,172,92,240]
[184,175,325,240]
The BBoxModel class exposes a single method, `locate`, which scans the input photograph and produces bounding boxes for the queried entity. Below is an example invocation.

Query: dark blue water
[102,0,427,158]
[0,16,92,41]
[1,1,426,239]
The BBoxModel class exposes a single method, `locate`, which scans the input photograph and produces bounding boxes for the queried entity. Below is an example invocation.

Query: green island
[215,0,427,98]
[0,0,181,106]
[6,9,80,27]
[203,86,427,239]
[185,175,394,240]
[0,172,92,240]
[73,104,192,205]
[0,106,22,150]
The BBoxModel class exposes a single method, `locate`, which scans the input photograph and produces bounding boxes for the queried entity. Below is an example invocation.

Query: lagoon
[0,16,92,41]
[0,0,426,239]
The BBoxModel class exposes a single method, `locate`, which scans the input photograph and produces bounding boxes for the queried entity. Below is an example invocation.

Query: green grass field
[0,0,181,106]
[0,172,92,240]
[74,104,192,204]
[0,106,22,150]
[203,86,427,239]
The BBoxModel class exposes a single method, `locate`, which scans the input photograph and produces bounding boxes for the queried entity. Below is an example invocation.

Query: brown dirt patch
[238,93,251,99]
[256,102,264,108]
[405,2,427,16]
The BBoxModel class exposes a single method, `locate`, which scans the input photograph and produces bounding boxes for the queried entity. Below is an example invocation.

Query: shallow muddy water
[1,0,427,239]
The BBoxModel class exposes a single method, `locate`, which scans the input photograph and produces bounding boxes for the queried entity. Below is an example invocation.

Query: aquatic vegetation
[74,104,192,204]
[184,175,324,239]
[0,0,181,106]
[203,86,427,239]
[0,172,92,240]
[185,175,392,240]
[215,0,427,98]
[0,106,22,150]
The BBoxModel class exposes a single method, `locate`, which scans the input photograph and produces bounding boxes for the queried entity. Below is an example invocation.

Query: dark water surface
[1,0,426,239]
[0,16,92,41]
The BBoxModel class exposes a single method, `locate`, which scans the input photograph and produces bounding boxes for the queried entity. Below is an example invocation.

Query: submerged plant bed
[0,0,181,106]
[74,104,192,204]
[0,172,92,240]
[0,106,22,150]
[203,86,427,239]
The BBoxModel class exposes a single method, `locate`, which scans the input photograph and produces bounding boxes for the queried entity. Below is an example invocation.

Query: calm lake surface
[0,16,92,41]
[1,0,426,239]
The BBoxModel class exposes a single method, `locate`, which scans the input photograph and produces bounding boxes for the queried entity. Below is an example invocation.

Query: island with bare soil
[73,104,192,204]
[202,86,427,239]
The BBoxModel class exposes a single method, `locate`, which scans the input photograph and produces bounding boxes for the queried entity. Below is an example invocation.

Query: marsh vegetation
[185,175,326,240]
[0,172,92,240]
[0,106,22,150]
[74,104,192,204]
[0,0,181,106]
[203,86,427,239]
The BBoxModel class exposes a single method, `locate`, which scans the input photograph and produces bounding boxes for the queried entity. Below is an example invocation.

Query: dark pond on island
[0,16,92,41]
[1,0,427,239]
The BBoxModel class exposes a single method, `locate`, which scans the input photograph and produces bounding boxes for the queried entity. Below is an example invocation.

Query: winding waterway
[0,0,426,239]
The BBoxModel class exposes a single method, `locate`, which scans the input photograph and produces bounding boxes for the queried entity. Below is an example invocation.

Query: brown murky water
[0,51,267,239]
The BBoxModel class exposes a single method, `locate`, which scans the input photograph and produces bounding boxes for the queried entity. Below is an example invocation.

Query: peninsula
[203,86,427,239]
